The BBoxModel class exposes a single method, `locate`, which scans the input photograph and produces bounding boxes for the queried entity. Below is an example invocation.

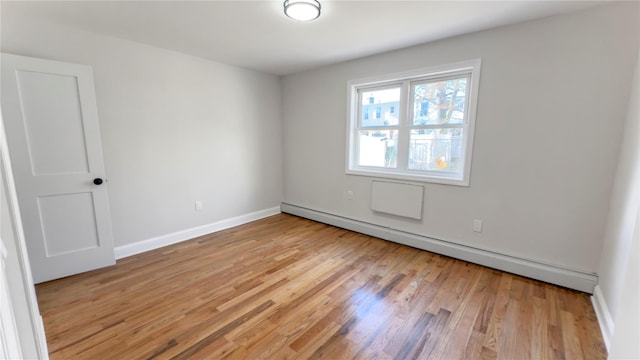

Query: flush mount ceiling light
[284,0,321,22]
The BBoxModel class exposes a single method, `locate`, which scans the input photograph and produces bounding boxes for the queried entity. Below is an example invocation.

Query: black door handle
[93,178,104,185]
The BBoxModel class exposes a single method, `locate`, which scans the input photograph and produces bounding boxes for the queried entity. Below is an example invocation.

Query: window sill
[346,168,470,187]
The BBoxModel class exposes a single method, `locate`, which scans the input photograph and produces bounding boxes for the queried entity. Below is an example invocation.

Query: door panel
[1,53,115,283]
[18,70,90,175]
[38,192,99,256]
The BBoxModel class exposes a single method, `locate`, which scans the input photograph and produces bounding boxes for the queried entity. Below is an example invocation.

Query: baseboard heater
[280,202,598,294]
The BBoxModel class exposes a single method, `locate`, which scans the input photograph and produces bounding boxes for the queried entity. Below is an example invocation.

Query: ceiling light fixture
[284,0,321,22]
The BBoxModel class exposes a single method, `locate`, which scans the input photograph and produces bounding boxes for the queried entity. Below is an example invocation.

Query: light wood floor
[36,214,606,360]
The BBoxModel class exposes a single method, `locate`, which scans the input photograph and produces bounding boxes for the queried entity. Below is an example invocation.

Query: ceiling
[1,1,604,75]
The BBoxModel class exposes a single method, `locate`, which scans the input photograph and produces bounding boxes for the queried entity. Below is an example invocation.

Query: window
[346,59,481,186]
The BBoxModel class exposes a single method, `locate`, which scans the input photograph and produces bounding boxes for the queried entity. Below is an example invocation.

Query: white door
[1,53,115,283]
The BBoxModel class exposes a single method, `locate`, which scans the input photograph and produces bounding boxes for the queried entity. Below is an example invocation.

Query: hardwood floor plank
[441,283,486,360]
[391,311,435,360]
[531,297,551,360]
[473,269,502,334]
[482,274,512,352]
[169,300,275,360]
[35,214,606,360]
[412,308,452,360]
[307,274,405,359]
[561,310,586,360]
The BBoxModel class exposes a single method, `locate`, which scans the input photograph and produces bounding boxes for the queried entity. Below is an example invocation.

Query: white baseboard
[114,206,281,259]
[281,202,598,294]
[591,285,614,351]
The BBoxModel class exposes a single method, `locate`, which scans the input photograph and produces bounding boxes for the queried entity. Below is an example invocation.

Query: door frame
[0,109,48,358]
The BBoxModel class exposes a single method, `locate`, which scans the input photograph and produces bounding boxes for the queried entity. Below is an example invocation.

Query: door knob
[93,178,104,185]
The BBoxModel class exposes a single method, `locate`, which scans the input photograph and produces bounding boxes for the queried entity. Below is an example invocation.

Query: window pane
[360,87,400,127]
[413,77,467,126]
[408,128,463,172]
[358,130,398,168]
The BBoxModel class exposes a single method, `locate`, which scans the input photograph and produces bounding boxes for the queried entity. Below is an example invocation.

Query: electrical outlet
[195,200,203,211]
[473,219,483,233]
[346,190,354,200]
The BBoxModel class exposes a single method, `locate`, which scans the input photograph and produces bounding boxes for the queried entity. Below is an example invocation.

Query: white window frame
[346,59,481,186]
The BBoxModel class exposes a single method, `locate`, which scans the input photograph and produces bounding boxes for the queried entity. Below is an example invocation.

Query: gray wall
[282,3,639,274]
[1,15,283,247]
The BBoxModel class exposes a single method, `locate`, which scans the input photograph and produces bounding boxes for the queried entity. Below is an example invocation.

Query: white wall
[0,12,283,247]
[607,211,639,359]
[282,3,639,274]
[609,212,640,359]
[596,47,640,356]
